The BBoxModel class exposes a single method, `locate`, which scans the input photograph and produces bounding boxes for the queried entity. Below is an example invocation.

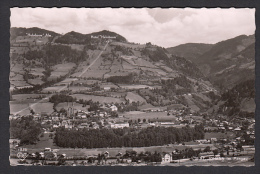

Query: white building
[162,153,172,163]
[111,122,129,129]
[110,105,118,112]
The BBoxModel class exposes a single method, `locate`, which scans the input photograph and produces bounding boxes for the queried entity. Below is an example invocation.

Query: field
[125,92,146,103]
[71,94,125,104]
[28,67,45,76]
[140,67,168,76]
[134,58,157,68]
[56,102,90,112]
[42,86,67,93]
[111,42,146,49]
[10,103,31,115]
[240,98,255,112]
[10,80,32,88]
[10,47,29,54]
[122,60,136,70]
[204,132,236,140]
[160,65,174,72]
[119,84,157,90]
[10,101,54,115]
[48,63,76,81]
[69,44,85,51]
[122,111,177,122]
[9,73,23,81]
[55,78,78,86]
[12,94,46,101]
[69,86,92,92]
[15,36,49,45]
[71,50,105,78]
[108,92,127,98]
[28,79,44,85]
[183,95,200,112]
[72,58,110,78]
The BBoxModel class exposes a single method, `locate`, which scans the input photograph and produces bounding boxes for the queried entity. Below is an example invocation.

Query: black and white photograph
[9,8,255,166]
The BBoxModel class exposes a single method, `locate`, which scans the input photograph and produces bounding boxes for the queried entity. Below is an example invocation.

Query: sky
[10,8,255,47]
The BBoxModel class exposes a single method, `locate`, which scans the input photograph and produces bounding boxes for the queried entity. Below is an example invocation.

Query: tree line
[54,125,204,148]
[107,74,134,84]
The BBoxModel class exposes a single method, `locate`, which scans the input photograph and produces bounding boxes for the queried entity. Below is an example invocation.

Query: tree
[203,146,211,152]
[57,154,66,165]
[30,109,35,115]
[213,149,219,157]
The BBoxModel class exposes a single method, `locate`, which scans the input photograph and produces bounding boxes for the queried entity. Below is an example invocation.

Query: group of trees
[141,46,169,62]
[160,75,193,95]
[49,94,76,107]
[169,55,204,78]
[10,116,42,144]
[54,125,204,148]
[24,44,85,65]
[107,74,135,84]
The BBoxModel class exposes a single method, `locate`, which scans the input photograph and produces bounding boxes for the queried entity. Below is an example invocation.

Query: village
[9,102,255,166]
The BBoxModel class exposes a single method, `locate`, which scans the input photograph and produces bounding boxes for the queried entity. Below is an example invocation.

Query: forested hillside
[218,80,255,117]
[167,43,213,60]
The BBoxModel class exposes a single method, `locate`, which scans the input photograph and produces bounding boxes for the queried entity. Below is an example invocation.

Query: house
[92,124,100,129]
[104,86,111,91]
[65,124,73,129]
[234,127,241,131]
[110,105,118,112]
[32,114,41,121]
[161,153,172,163]
[53,124,59,128]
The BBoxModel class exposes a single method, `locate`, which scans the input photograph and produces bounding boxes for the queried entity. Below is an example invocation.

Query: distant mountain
[54,31,88,44]
[167,34,255,89]
[10,27,60,40]
[167,43,213,60]
[55,30,127,44]
[197,34,255,74]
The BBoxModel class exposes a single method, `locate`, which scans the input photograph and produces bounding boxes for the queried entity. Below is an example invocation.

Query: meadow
[42,86,67,93]
[71,94,125,104]
[125,92,146,103]
[10,102,54,115]
[122,111,177,122]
